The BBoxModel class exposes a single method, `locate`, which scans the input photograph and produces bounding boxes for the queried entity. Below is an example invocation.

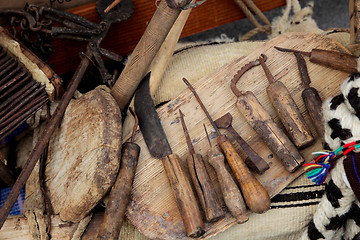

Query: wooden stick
[111,0,183,110]
[350,0,360,43]
[121,3,194,139]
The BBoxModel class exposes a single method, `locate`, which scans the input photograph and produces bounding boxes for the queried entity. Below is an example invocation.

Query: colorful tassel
[304,141,360,185]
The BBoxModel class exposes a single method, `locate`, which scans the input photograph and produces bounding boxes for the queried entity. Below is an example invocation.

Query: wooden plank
[125,33,351,239]
[46,0,286,75]
[350,0,360,43]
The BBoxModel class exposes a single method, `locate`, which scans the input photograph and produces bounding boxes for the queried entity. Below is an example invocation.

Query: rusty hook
[230,55,267,97]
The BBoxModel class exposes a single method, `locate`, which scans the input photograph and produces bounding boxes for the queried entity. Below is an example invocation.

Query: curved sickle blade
[134,72,172,159]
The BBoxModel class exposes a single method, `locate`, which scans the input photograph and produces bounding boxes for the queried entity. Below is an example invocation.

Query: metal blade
[134,72,172,159]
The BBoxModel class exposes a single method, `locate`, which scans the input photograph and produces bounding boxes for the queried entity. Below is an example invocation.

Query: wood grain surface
[125,33,351,239]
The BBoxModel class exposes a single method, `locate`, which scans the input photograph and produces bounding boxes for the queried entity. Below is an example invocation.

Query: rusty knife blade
[134,72,172,159]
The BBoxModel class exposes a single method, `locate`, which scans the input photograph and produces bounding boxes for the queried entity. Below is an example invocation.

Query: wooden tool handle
[162,153,205,238]
[267,81,314,149]
[227,125,269,175]
[207,148,248,223]
[310,49,357,73]
[236,91,304,172]
[97,142,140,240]
[302,87,324,140]
[111,0,181,110]
[186,154,225,222]
[217,134,270,214]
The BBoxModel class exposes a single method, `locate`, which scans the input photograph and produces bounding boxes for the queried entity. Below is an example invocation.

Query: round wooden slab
[45,88,122,222]
[126,33,352,239]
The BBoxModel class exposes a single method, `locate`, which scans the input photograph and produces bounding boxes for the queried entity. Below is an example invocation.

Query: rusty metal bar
[0,50,91,228]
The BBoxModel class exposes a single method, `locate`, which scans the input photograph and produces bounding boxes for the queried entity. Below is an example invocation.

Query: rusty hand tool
[293,52,324,141]
[183,78,270,214]
[258,54,314,149]
[230,58,304,173]
[179,109,224,222]
[215,113,269,175]
[203,125,248,224]
[135,73,204,238]
[0,1,129,229]
[97,108,140,240]
[274,46,358,74]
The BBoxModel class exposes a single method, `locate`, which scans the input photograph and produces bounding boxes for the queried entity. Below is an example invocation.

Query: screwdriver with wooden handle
[258,54,314,149]
[183,78,270,214]
[274,46,357,74]
[179,109,225,222]
[203,124,248,223]
[97,108,140,240]
[230,59,304,173]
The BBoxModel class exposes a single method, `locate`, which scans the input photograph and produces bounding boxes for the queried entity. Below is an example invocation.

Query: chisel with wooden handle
[183,78,270,214]
[258,54,314,149]
[230,59,304,173]
[135,73,204,238]
[97,108,140,240]
[179,109,225,222]
[274,46,358,73]
[204,124,248,223]
[293,52,324,140]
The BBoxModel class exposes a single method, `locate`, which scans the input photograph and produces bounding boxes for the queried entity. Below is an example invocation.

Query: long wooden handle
[302,87,324,140]
[217,134,270,214]
[207,148,248,223]
[227,125,269,175]
[162,153,204,238]
[310,49,357,73]
[186,154,224,222]
[121,5,194,139]
[111,0,181,110]
[97,142,140,240]
[267,81,314,149]
[236,91,304,173]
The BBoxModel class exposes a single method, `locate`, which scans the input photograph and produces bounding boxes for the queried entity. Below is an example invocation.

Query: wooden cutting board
[125,33,351,240]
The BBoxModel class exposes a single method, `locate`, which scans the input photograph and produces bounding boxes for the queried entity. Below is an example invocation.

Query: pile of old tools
[0,0,359,239]
[133,45,358,237]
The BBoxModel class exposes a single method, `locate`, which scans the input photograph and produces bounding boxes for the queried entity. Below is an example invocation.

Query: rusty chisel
[134,73,204,238]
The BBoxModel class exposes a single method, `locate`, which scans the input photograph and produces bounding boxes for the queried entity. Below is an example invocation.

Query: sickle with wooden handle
[230,58,304,173]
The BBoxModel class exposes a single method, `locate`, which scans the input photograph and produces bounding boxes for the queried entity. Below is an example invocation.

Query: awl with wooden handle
[258,54,314,149]
[179,109,225,222]
[230,59,304,173]
[293,52,324,140]
[215,112,269,175]
[183,78,270,214]
[135,73,204,238]
[204,124,248,223]
[97,108,140,240]
[274,46,358,73]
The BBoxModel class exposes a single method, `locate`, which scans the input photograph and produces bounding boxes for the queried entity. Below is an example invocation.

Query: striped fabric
[0,187,25,215]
